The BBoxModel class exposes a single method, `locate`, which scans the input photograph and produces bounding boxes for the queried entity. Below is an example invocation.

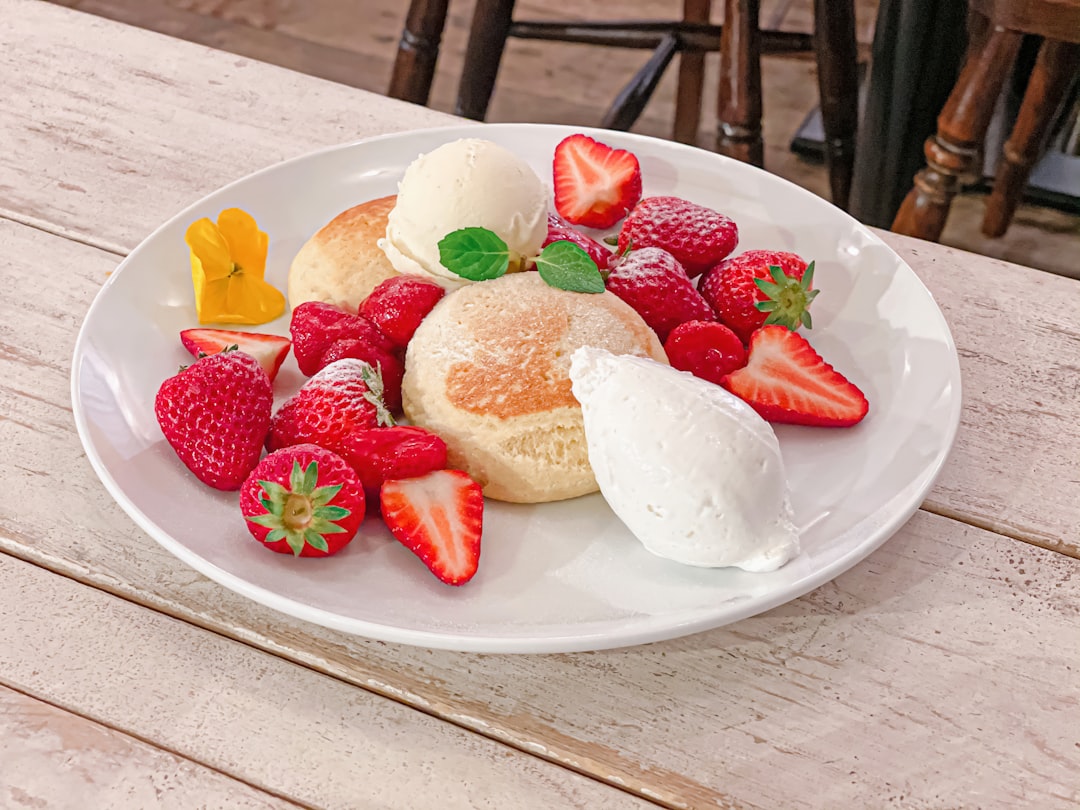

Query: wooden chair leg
[388,0,450,106]
[892,23,1023,242]
[454,0,516,120]
[716,0,764,167]
[813,0,858,210]
[673,0,711,144]
[982,39,1080,237]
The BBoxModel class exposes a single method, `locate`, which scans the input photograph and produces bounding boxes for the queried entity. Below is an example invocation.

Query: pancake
[288,195,401,311]
[402,272,668,503]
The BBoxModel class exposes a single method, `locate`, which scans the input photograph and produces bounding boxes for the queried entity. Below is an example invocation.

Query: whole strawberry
[241,444,365,557]
[604,246,717,342]
[320,338,405,414]
[337,425,448,494]
[155,351,272,490]
[266,358,394,453]
[290,301,394,377]
[699,250,816,344]
[542,212,614,270]
[617,196,738,277]
[359,276,445,349]
[664,320,747,385]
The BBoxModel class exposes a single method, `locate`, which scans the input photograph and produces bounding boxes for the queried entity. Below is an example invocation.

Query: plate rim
[70,122,964,653]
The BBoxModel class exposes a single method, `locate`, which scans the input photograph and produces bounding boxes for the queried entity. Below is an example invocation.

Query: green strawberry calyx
[246,459,351,556]
[438,227,605,294]
[754,261,819,331]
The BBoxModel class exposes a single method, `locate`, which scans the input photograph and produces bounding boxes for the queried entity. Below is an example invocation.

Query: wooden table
[3,2,1079,807]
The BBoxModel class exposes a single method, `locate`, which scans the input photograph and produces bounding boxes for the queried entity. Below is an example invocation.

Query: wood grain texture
[0,685,301,810]
[2,212,1079,806]
[879,231,1080,557]
[3,4,1080,807]
[0,554,653,810]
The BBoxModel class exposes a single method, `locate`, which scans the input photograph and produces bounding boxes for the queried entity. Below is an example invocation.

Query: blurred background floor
[46,0,1079,277]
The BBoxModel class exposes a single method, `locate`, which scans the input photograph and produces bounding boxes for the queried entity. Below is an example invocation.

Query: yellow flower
[185,208,285,324]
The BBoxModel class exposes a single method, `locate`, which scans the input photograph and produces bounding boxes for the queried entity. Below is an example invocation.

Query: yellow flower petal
[185,218,234,281]
[186,209,284,325]
[217,208,268,279]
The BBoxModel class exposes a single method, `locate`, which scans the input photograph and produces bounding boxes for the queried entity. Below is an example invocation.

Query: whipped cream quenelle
[568,347,800,572]
[378,138,549,287]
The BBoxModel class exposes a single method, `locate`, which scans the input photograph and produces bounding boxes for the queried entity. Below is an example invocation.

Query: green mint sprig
[438,227,604,294]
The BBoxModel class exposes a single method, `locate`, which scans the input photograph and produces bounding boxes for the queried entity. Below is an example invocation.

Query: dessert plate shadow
[71,123,962,653]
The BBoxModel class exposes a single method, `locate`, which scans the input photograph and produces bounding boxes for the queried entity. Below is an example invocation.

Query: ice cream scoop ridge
[569,347,800,572]
[378,138,550,287]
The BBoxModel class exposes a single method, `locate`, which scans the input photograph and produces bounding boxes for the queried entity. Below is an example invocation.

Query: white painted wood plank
[0,554,652,810]
[878,231,1080,557]
[1,0,465,254]
[0,685,301,810]
[4,0,1080,557]
[2,219,1079,808]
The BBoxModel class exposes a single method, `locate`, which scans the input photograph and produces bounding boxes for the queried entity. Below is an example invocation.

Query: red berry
[381,469,484,586]
[542,212,614,270]
[721,325,868,427]
[664,321,747,385]
[266,358,393,453]
[240,444,365,557]
[617,196,738,277]
[359,276,445,349]
[320,338,405,414]
[289,301,393,377]
[337,425,448,494]
[699,250,813,344]
[604,247,717,342]
[179,328,291,382]
[155,351,272,490]
[552,133,642,229]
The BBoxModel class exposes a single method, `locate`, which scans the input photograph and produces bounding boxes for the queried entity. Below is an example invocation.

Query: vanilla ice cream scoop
[378,138,550,287]
[569,347,800,572]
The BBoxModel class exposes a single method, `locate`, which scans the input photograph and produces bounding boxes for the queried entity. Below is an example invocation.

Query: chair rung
[507,20,813,55]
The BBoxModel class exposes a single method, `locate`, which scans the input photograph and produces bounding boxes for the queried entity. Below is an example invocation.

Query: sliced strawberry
[553,134,642,230]
[381,469,483,586]
[179,328,291,382]
[721,325,869,427]
[542,212,614,270]
[664,320,747,385]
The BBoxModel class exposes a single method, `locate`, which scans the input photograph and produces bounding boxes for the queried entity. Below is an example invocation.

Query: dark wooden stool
[892,0,1080,242]
[389,0,860,208]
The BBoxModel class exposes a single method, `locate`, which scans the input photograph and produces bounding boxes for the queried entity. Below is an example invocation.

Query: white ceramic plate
[71,123,961,653]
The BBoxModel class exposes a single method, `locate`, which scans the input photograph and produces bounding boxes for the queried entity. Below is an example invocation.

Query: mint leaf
[438,227,510,281]
[534,241,605,294]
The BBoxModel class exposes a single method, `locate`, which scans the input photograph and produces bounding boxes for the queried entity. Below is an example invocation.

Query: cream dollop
[569,346,800,572]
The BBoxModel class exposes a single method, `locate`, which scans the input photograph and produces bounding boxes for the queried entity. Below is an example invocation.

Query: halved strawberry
[553,134,642,230]
[380,469,483,586]
[721,325,869,427]
[179,328,291,382]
